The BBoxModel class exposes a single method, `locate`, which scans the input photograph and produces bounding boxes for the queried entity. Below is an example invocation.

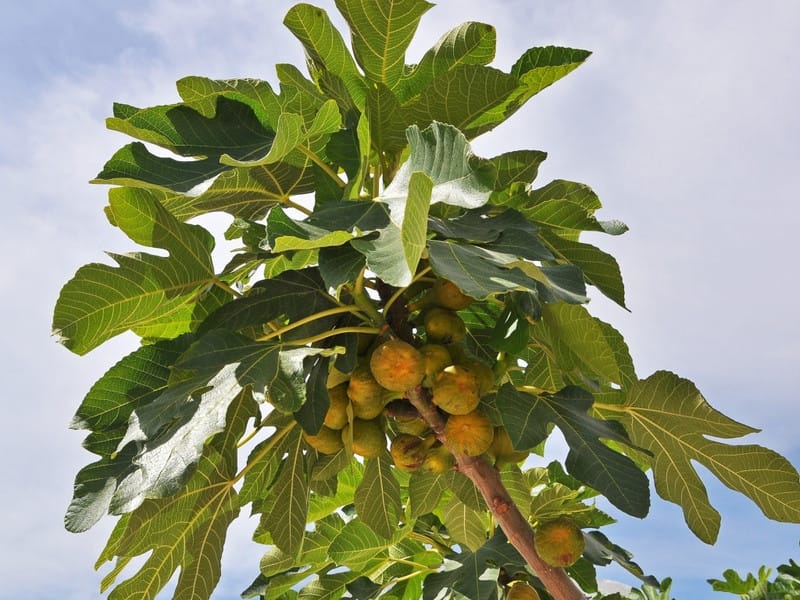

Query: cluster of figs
[302,278,586,574]
[303,278,527,473]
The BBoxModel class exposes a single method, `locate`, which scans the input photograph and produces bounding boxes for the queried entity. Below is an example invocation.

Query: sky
[1,1,799,599]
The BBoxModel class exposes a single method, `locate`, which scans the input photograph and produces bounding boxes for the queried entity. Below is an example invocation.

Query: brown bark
[406,385,586,600]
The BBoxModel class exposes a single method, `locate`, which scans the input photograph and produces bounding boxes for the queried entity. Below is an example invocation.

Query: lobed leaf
[335,0,433,90]
[52,187,221,355]
[604,371,800,543]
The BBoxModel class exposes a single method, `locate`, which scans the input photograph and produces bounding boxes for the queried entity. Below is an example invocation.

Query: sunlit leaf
[602,371,800,543]
[52,187,222,355]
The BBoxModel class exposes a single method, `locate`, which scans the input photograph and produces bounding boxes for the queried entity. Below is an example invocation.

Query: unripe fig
[417,343,452,385]
[459,358,495,396]
[347,365,386,420]
[342,418,386,458]
[424,308,466,344]
[430,278,473,310]
[432,365,480,415]
[422,444,455,474]
[323,383,349,430]
[303,425,345,455]
[533,516,585,567]
[488,426,529,466]
[395,414,430,436]
[390,434,429,472]
[369,340,425,392]
[506,582,540,600]
[443,410,494,456]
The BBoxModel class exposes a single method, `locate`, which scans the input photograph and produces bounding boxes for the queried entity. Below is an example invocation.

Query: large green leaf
[261,428,309,557]
[65,336,193,532]
[422,530,523,600]
[354,454,402,539]
[335,0,433,90]
[284,3,366,108]
[442,498,487,552]
[496,384,650,518]
[465,46,591,136]
[94,142,224,193]
[401,65,518,138]
[397,21,496,101]
[105,96,276,159]
[52,187,223,355]
[160,161,316,221]
[540,230,627,308]
[602,371,800,543]
[427,239,543,299]
[383,122,494,210]
[176,76,282,127]
[95,390,255,600]
[535,303,635,387]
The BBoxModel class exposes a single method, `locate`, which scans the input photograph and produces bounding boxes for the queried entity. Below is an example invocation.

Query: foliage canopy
[53,2,800,599]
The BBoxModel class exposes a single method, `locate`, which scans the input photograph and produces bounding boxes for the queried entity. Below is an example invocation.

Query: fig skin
[488,426,529,466]
[506,582,541,600]
[303,425,345,455]
[424,307,466,344]
[431,365,480,415]
[343,418,386,458]
[390,434,429,472]
[395,414,430,436]
[430,278,473,310]
[422,444,455,474]
[417,343,452,385]
[369,339,425,392]
[533,516,585,567]
[458,358,495,396]
[347,365,387,420]
[323,383,349,430]
[443,410,494,456]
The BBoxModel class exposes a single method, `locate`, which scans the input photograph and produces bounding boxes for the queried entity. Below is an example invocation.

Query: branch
[406,386,586,600]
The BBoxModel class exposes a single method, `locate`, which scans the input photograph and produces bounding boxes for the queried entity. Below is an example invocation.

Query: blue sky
[1,2,799,599]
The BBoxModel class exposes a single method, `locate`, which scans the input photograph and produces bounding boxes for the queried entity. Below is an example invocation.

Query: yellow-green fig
[303,425,345,455]
[533,516,585,567]
[323,383,349,430]
[429,278,473,310]
[443,410,494,456]
[424,307,466,344]
[342,418,386,458]
[390,434,429,472]
[369,339,425,392]
[431,365,480,415]
[506,581,540,600]
[417,343,452,385]
[422,444,455,474]
[347,365,386,420]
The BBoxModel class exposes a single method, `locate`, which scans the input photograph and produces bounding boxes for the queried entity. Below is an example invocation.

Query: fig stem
[405,385,586,600]
[254,305,370,342]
